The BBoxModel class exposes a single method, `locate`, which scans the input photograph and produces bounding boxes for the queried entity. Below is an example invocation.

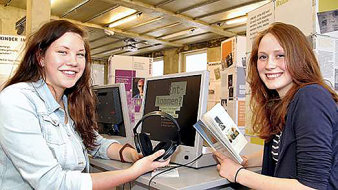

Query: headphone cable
[148,154,203,190]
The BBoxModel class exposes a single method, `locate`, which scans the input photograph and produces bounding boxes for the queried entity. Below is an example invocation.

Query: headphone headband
[133,111,181,145]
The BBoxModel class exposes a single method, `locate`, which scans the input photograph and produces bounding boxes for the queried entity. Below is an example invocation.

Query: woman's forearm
[245,149,263,167]
[237,169,314,190]
[106,143,123,161]
[91,167,137,190]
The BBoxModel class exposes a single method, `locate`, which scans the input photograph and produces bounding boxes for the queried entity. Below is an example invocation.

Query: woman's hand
[122,147,142,163]
[240,155,248,167]
[213,151,244,183]
[129,149,170,176]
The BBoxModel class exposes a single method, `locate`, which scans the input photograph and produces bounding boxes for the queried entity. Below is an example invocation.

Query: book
[193,103,247,163]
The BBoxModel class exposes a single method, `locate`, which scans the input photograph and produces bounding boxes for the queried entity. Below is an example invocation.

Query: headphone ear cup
[134,135,141,153]
[153,140,175,161]
[153,140,172,153]
[162,142,177,160]
[139,133,153,156]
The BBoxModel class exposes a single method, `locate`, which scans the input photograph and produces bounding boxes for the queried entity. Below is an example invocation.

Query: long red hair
[4,20,98,150]
[248,22,338,141]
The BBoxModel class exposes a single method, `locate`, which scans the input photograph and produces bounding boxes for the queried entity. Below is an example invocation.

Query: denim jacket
[0,79,118,190]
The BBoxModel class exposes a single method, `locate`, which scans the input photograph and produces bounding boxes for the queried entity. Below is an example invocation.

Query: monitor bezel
[140,70,209,165]
[93,83,133,144]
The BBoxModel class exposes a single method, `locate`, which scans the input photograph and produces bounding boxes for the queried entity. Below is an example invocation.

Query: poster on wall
[91,64,105,86]
[246,1,274,53]
[207,62,222,81]
[0,35,25,89]
[317,9,338,34]
[132,77,145,112]
[314,35,338,90]
[207,61,222,110]
[109,55,152,124]
[221,39,234,68]
[115,69,136,122]
[274,0,313,36]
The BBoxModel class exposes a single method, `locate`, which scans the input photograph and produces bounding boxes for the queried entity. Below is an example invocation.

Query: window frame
[182,49,207,73]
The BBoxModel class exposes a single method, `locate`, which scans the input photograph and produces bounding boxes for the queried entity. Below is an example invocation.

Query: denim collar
[31,79,68,114]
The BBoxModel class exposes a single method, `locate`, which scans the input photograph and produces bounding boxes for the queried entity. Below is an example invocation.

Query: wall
[158,37,226,74]
[0,5,26,35]
[318,0,338,12]
[163,48,179,74]
[207,46,221,63]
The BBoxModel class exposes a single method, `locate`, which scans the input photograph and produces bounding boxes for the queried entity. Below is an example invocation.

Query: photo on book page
[197,103,247,163]
[193,120,240,163]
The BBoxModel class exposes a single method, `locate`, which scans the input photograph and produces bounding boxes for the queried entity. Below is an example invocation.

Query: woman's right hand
[129,149,170,176]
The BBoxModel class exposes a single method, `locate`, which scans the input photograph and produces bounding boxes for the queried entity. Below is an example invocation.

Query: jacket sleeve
[291,86,336,190]
[88,132,119,159]
[0,88,92,190]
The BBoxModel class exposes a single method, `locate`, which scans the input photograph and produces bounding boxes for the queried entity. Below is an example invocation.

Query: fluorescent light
[108,8,137,23]
[102,48,122,55]
[225,17,247,25]
[108,12,142,28]
[227,0,270,18]
[129,17,163,29]
[104,29,115,36]
[161,28,196,40]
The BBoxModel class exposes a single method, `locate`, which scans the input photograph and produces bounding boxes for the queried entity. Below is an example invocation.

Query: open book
[193,103,247,163]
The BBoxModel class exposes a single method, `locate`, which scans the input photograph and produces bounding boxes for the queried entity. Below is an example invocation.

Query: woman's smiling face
[41,32,86,95]
[257,33,294,97]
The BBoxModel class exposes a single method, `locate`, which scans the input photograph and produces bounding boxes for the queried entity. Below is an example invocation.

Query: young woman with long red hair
[214,22,337,190]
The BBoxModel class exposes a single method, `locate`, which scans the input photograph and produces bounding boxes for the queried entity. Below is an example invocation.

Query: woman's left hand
[122,147,142,163]
[213,151,243,183]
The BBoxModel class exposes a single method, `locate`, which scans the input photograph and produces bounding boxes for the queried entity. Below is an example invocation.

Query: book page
[193,120,240,163]
[202,104,247,155]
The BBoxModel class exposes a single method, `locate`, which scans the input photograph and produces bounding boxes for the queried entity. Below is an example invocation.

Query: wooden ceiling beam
[104,0,235,37]
[125,16,163,29]
[176,0,221,14]
[83,5,119,22]
[91,39,124,50]
[51,16,183,47]
[61,0,91,18]
[155,0,175,8]
[194,0,265,19]
[141,22,181,35]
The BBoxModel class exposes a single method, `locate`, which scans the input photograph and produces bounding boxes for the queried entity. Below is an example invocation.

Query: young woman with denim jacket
[213,23,338,190]
[0,20,169,190]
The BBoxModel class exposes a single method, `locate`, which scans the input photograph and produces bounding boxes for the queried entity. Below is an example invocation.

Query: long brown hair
[248,22,338,141]
[4,20,98,150]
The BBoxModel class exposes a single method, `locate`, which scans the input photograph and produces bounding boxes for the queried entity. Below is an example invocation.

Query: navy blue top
[261,84,338,190]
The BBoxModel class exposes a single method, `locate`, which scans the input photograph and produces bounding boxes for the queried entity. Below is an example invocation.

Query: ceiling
[1,0,270,60]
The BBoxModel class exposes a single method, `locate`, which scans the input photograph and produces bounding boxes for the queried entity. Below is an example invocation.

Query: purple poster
[133,98,142,113]
[115,69,136,122]
[115,70,136,91]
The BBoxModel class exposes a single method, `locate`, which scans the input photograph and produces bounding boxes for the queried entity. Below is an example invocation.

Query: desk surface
[90,143,262,190]
[90,157,230,190]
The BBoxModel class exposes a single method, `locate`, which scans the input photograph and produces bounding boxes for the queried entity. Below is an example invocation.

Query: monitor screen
[142,71,209,147]
[93,84,131,139]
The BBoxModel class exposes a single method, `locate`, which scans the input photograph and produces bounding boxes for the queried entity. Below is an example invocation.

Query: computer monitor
[93,84,133,144]
[140,70,216,168]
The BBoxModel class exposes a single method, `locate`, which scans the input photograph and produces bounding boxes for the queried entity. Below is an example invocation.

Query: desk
[90,142,262,189]
[90,158,255,190]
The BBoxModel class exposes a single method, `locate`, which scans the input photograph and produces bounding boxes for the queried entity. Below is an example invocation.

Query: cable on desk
[122,182,132,190]
[148,154,204,190]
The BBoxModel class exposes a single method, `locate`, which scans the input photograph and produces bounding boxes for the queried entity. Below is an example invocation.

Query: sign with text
[0,35,25,89]
[246,2,274,53]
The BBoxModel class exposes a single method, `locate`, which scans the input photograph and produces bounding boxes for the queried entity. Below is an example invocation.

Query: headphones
[133,111,181,161]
